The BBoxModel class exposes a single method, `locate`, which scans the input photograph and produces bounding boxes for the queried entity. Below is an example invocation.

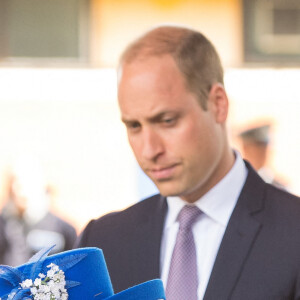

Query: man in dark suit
[75,26,300,299]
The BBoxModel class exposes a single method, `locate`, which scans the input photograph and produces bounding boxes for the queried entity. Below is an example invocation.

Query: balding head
[119,26,224,110]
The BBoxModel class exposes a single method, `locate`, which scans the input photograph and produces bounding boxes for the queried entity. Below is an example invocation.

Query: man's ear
[207,83,229,124]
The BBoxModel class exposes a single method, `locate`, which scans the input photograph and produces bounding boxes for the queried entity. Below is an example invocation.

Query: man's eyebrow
[121,110,179,124]
[147,111,175,122]
[121,117,135,124]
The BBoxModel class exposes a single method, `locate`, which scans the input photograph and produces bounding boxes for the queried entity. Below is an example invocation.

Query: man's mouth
[147,164,179,180]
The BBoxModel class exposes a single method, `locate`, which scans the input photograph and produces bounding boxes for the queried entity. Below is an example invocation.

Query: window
[243,0,300,65]
[0,0,89,64]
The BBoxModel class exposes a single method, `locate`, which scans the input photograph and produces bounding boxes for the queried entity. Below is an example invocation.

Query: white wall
[0,68,138,231]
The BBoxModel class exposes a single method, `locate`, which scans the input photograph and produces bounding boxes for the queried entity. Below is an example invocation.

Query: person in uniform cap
[238,124,287,189]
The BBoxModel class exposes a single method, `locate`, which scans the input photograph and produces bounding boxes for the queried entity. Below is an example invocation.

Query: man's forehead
[118,54,184,91]
[119,54,176,75]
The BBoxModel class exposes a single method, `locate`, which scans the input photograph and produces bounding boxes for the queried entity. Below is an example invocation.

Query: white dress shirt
[160,151,248,299]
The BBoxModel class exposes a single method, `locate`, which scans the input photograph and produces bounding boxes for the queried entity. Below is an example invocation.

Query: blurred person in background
[76,26,300,299]
[0,157,77,266]
[237,123,287,189]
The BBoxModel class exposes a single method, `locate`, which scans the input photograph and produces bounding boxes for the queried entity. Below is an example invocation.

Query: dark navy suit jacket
[76,163,300,299]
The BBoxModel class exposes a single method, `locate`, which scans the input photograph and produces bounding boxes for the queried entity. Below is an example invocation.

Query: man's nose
[141,128,164,161]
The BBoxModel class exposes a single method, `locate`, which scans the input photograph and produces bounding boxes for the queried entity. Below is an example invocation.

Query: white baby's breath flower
[34,278,42,286]
[10,263,69,300]
[20,279,33,288]
[47,269,56,278]
[61,293,68,300]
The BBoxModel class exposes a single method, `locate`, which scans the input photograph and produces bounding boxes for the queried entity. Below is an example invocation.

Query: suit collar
[131,195,167,282]
[165,152,248,228]
[204,163,266,300]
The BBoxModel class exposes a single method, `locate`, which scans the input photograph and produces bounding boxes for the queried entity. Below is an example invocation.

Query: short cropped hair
[119,26,224,110]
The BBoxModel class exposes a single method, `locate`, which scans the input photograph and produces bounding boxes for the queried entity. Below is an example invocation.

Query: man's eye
[162,118,176,125]
[127,122,141,130]
[132,122,141,128]
[165,119,173,123]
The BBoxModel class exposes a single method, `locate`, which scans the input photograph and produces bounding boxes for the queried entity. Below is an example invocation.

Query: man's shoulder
[76,194,165,247]
[243,162,300,213]
[236,165,300,234]
[264,183,300,218]
[246,169,300,226]
[96,194,164,225]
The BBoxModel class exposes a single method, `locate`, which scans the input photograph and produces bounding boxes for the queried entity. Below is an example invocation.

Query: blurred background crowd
[0,0,299,265]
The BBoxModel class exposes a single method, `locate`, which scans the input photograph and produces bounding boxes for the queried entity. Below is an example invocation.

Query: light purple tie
[166,205,201,300]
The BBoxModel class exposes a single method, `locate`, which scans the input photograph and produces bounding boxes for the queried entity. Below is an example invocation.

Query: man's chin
[154,183,198,203]
[154,183,183,198]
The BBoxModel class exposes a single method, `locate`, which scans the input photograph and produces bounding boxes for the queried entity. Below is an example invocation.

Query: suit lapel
[131,195,168,282]
[204,165,266,300]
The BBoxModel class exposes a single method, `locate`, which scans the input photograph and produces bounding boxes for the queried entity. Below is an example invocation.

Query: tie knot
[177,205,201,230]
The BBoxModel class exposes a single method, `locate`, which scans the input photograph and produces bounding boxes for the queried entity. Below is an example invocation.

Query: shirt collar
[166,150,248,228]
